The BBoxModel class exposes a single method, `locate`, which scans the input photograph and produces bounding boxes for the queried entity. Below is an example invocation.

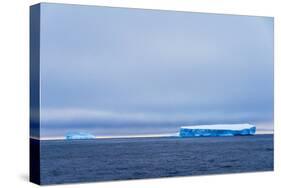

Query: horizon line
[30,130,274,141]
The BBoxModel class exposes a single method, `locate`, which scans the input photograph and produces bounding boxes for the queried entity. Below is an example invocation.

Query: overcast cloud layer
[39,3,273,137]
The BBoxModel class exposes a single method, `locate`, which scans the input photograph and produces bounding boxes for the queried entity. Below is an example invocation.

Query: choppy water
[38,134,273,185]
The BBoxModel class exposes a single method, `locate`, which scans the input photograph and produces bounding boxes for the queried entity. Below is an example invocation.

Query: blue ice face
[179,126,256,137]
[65,132,95,140]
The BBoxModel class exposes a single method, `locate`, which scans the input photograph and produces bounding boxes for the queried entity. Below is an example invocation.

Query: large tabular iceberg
[65,132,95,140]
[179,124,256,137]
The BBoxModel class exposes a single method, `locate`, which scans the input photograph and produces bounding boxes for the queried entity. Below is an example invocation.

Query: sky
[38,3,274,137]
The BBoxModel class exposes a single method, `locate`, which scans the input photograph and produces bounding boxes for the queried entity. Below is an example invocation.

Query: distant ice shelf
[65,132,95,140]
[179,124,256,137]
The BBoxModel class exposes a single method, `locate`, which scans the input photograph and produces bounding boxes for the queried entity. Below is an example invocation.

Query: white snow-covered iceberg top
[65,132,95,140]
[179,123,256,137]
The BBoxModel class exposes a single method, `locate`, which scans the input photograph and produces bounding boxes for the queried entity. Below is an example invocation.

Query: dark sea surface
[39,134,273,185]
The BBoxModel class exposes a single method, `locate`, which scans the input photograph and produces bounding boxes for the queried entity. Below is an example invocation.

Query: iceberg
[65,132,95,140]
[179,124,256,137]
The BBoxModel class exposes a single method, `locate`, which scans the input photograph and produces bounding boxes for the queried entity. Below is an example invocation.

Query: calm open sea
[38,134,273,185]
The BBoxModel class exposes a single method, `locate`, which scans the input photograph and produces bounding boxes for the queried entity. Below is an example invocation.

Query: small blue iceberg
[65,132,95,140]
[179,124,256,137]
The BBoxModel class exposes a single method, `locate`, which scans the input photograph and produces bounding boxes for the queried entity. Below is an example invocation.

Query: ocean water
[39,134,273,185]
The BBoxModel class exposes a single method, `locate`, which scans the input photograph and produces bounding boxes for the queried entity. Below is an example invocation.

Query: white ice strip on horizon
[30,133,179,140]
[96,133,179,139]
